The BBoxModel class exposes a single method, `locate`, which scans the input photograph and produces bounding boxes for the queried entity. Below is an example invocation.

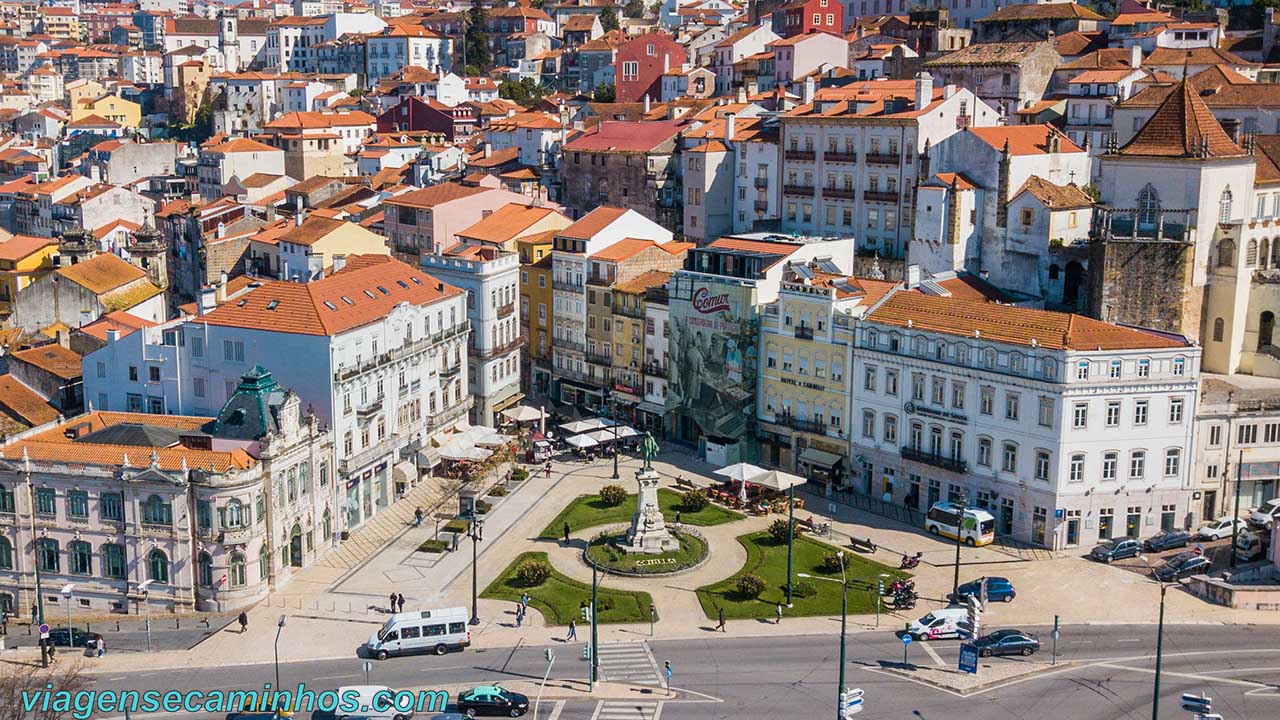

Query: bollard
[202,618,210,628]
[116,621,120,632]
[175,618,180,629]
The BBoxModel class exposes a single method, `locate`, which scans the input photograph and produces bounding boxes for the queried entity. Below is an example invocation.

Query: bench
[848,537,879,554]
[674,476,698,491]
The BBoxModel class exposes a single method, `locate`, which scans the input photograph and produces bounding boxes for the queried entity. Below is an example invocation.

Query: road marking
[105,676,127,681]
[1116,638,1141,643]
[920,641,944,666]
[595,642,660,685]
[592,701,661,720]
[313,673,361,681]
[544,700,565,720]
[1096,663,1274,689]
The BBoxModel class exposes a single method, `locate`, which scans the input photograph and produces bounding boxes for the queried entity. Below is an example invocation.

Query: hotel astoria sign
[903,401,968,425]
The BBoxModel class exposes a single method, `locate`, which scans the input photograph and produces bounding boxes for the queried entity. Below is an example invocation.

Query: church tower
[218,11,241,72]
[129,224,169,291]
[57,225,97,266]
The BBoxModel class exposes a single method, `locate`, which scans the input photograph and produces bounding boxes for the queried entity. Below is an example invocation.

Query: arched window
[299,463,310,496]
[0,484,13,514]
[102,543,126,579]
[0,536,11,569]
[1137,184,1160,226]
[259,544,270,581]
[1247,239,1259,266]
[1213,317,1225,342]
[1048,264,1060,280]
[68,540,91,576]
[142,495,172,525]
[322,508,332,541]
[230,552,247,587]
[1217,240,1236,267]
[1262,239,1272,269]
[225,498,244,528]
[1272,237,1280,268]
[197,552,213,587]
[1220,189,1234,223]
[146,549,169,584]
[287,468,297,503]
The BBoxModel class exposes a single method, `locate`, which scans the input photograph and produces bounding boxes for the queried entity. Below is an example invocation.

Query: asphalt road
[63,623,1279,720]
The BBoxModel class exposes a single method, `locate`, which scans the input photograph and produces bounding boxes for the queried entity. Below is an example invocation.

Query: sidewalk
[50,451,1280,674]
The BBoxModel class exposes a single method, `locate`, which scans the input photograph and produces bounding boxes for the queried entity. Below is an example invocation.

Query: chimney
[265,203,277,222]
[484,143,492,158]
[802,77,815,105]
[725,112,735,142]
[944,84,956,99]
[746,78,758,96]
[905,264,921,290]
[197,286,216,315]
[296,207,307,226]
[106,329,120,345]
[1130,45,1141,69]
[663,53,670,75]
[55,329,69,349]
[736,85,746,103]
[216,221,226,238]
[216,270,228,301]
[914,71,933,110]
[332,254,347,273]
[643,94,651,113]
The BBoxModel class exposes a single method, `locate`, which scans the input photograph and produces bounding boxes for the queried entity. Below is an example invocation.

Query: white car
[1196,516,1242,540]
[1248,499,1280,530]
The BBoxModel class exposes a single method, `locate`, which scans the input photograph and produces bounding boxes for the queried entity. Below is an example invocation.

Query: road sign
[839,688,864,718]
[958,644,979,675]
[1050,629,1060,640]
[38,623,49,639]
[1181,693,1212,714]
[901,634,912,645]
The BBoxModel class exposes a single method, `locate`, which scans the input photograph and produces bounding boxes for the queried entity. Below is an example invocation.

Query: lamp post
[799,550,847,720]
[59,584,75,647]
[590,559,599,689]
[952,496,967,600]
[602,386,618,480]
[138,579,153,653]
[24,460,47,668]
[1139,555,1168,720]
[274,614,288,696]
[468,516,484,626]
[1230,448,1243,568]
[785,474,801,606]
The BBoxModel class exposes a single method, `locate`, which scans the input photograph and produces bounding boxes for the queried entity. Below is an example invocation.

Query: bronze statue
[640,431,659,471]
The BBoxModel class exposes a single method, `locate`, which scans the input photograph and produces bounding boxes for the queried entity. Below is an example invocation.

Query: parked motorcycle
[883,579,915,596]
[892,590,917,610]
[900,552,923,570]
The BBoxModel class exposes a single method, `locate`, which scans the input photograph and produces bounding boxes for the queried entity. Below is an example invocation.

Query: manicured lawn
[695,531,908,620]
[481,552,654,625]
[585,530,708,575]
[538,489,744,539]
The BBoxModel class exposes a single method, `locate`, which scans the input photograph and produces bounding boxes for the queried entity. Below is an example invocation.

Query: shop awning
[635,401,667,416]
[799,447,845,470]
[393,460,418,486]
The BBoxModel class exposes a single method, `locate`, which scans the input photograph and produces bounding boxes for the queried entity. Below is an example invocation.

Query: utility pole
[952,498,966,599]
[591,561,599,690]
[25,457,47,668]
[1230,448,1243,568]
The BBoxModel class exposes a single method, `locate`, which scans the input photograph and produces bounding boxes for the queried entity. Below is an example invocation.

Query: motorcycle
[883,579,915,596]
[899,552,923,570]
[892,590,917,610]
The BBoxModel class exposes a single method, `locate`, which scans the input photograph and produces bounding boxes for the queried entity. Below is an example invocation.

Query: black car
[455,687,529,718]
[45,628,101,648]
[972,629,1040,657]
[1142,530,1191,553]
[1090,537,1142,563]
[1153,552,1211,582]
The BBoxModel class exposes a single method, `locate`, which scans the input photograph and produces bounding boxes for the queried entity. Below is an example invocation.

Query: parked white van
[366,608,470,660]
[905,607,968,641]
[335,685,414,720]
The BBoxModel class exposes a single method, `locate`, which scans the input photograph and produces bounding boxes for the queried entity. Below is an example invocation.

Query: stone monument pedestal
[621,468,679,554]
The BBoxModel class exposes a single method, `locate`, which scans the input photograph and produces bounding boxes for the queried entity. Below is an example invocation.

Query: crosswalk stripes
[589,700,663,720]
[594,641,661,685]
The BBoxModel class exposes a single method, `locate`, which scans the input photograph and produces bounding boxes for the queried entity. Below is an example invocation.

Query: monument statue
[622,431,678,554]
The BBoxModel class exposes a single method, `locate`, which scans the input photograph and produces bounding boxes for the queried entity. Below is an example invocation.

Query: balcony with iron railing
[469,336,525,360]
[1090,207,1192,244]
[783,184,814,196]
[900,446,969,474]
[643,361,667,378]
[823,186,856,200]
[614,302,644,319]
[864,152,901,165]
[552,336,586,353]
[496,303,515,318]
[753,176,769,188]
[556,365,601,385]
[794,324,814,340]
[754,200,769,212]
[864,189,899,203]
[773,412,827,436]
[440,363,462,378]
[553,278,584,293]
[586,347,613,365]
[784,149,816,161]
[587,273,615,287]
[824,150,858,163]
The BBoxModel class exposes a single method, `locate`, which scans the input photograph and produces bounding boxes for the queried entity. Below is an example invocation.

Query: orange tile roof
[76,310,156,342]
[558,206,628,240]
[11,343,82,380]
[1118,77,1244,158]
[0,374,58,426]
[55,253,145,294]
[966,125,1083,156]
[198,255,461,336]
[93,219,140,240]
[1013,176,1093,209]
[0,233,56,261]
[2,411,256,472]
[386,182,490,209]
[866,292,1187,351]
[589,238,661,263]
[707,237,803,255]
[206,137,279,154]
[457,203,565,243]
[927,172,979,191]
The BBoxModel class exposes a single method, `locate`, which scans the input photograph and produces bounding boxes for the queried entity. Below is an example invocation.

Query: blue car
[951,576,1016,603]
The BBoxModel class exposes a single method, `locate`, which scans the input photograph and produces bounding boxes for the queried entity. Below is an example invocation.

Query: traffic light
[582,643,592,661]
[580,604,590,622]
[544,648,553,662]
[958,596,981,640]
[1180,693,1212,715]
[839,688,864,718]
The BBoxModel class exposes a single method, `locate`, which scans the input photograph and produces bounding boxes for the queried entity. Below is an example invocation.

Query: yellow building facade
[0,234,59,318]
[518,230,556,396]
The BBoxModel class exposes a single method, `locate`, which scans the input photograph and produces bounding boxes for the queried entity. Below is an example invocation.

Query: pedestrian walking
[563,522,571,544]
[238,611,248,633]
[46,642,56,664]
[545,463,552,479]
[31,604,37,623]
[515,604,524,628]
[414,507,424,528]
[397,593,406,613]
[567,620,577,641]
[716,608,725,632]
[389,593,398,614]
[96,636,106,658]
[675,511,682,525]
[452,533,459,551]
[521,592,530,609]
[1,610,8,636]
[775,603,783,625]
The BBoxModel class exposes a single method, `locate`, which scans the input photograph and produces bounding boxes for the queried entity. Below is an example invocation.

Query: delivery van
[905,607,968,641]
[366,607,470,660]
[334,686,414,720]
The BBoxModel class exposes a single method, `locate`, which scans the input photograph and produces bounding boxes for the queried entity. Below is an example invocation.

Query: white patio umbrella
[501,405,545,423]
[584,429,617,444]
[566,434,598,448]
[611,426,641,439]
[751,470,807,492]
[560,420,598,434]
[715,462,770,503]
[439,443,492,461]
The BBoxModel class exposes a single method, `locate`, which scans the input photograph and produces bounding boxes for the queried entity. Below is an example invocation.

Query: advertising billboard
[667,273,759,454]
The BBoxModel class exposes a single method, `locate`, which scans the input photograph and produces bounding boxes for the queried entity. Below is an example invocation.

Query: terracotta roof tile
[562,120,684,153]
[11,344,82,380]
[1118,77,1244,158]
[54,253,146,294]
[925,40,1054,67]
[206,137,279,154]
[612,269,671,295]
[558,206,628,240]
[0,374,59,426]
[867,292,1188,351]
[386,182,490,208]
[76,310,156,342]
[0,234,56,261]
[976,3,1103,21]
[457,203,567,244]
[966,125,1083,156]
[1013,176,1093,209]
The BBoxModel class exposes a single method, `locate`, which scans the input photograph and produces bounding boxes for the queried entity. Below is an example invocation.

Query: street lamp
[274,615,288,697]
[799,549,847,720]
[59,584,75,647]
[1139,555,1168,720]
[24,459,47,668]
[952,496,968,600]
[468,516,485,626]
[138,579,154,653]
[601,386,618,480]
